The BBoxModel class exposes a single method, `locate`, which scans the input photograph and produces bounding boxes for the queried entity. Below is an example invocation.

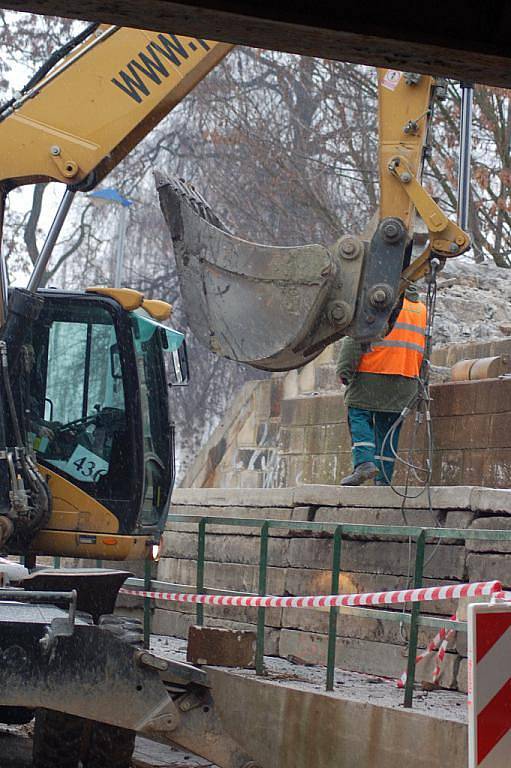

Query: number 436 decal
[65,445,109,482]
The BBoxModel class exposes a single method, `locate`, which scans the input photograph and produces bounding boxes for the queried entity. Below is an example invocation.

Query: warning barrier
[397,614,457,689]
[120,579,501,609]
[468,600,511,767]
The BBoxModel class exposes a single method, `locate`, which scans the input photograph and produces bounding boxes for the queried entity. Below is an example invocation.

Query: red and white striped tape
[397,614,457,689]
[120,580,501,609]
[490,590,511,601]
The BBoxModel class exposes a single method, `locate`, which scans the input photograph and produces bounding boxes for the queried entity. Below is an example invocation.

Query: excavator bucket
[156,173,410,372]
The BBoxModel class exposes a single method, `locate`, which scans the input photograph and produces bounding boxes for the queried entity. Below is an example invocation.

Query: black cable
[0,22,100,120]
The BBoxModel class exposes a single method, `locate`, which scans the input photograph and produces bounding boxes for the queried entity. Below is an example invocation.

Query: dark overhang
[2,2,511,87]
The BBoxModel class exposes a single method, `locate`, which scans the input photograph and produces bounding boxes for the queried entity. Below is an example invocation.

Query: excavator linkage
[156,174,410,371]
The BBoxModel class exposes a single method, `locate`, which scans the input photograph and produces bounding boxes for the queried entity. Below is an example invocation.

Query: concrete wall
[155,485,511,691]
[181,338,511,489]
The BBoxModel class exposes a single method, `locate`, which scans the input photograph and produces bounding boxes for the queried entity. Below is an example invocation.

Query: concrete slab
[150,636,468,768]
[171,488,295,508]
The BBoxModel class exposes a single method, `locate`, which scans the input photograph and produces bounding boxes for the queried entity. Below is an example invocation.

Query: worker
[336,284,427,485]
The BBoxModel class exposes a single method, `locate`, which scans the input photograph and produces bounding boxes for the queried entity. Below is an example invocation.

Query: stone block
[279,426,305,455]
[445,510,475,529]
[312,505,447,531]
[163,531,290,567]
[457,658,468,693]
[482,449,511,488]
[165,505,299,537]
[158,558,287,596]
[489,412,511,448]
[470,487,511,514]
[311,454,338,485]
[152,607,194,638]
[291,484,474,510]
[281,607,452,650]
[432,450,464,485]
[278,629,459,687]
[152,609,280,655]
[287,538,466,579]
[171,487,295,508]
[467,553,511,588]
[270,377,284,417]
[461,450,487,486]
[282,370,299,400]
[281,395,345,427]
[430,381,478,417]
[297,362,317,394]
[287,455,313,485]
[256,419,280,447]
[466,516,511,553]
[315,345,337,365]
[303,423,351,454]
[315,364,339,392]
[254,380,272,418]
[239,470,264,488]
[474,377,511,414]
[281,397,317,427]
[187,625,256,667]
[435,415,489,451]
[236,411,257,448]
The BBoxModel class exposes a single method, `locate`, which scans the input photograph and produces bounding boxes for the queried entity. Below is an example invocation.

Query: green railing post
[53,556,61,568]
[256,521,269,675]
[196,519,206,626]
[403,529,426,708]
[326,525,343,691]
[143,556,151,649]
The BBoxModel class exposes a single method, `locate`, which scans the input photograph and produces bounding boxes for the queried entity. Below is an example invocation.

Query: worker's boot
[340,462,378,486]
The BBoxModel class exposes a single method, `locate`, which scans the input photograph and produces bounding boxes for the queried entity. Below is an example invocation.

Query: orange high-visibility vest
[357,298,427,378]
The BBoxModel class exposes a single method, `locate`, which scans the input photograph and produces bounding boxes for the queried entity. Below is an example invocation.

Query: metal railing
[45,514,511,707]
[128,514,511,708]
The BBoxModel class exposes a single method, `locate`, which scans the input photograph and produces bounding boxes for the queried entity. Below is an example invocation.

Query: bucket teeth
[154,172,227,231]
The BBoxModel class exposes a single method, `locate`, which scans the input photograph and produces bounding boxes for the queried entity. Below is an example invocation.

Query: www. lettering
[112,35,210,103]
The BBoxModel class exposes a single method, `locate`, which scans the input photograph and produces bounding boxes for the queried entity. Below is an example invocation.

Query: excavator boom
[0,25,231,189]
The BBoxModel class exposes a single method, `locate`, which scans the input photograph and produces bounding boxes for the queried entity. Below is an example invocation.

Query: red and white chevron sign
[468,601,511,767]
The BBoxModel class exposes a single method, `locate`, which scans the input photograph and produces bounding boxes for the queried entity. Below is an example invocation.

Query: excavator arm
[157,69,470,370]
[0,24,231,190]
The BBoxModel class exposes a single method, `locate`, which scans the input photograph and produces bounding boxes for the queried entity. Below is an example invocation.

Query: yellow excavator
[0,21,470,768]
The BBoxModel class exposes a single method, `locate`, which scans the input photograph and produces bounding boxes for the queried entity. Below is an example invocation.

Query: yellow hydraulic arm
[156,67,471,370]
[0,25,232,189]
[378,68,470,286]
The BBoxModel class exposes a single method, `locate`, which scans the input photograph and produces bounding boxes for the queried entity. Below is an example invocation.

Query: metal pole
[457,82,473,232]
[27,188,76,292]
[113,204,128,288]
[0,190,9,329]
[143,556,151,649]
[403,530,426,708]
[326,525,343,691]
[256,522,269,676]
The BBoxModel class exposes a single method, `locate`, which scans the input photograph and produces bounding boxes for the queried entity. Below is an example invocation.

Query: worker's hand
[37,425,55,440]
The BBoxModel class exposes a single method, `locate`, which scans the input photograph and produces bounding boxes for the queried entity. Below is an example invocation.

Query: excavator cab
[10,287,187,561]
